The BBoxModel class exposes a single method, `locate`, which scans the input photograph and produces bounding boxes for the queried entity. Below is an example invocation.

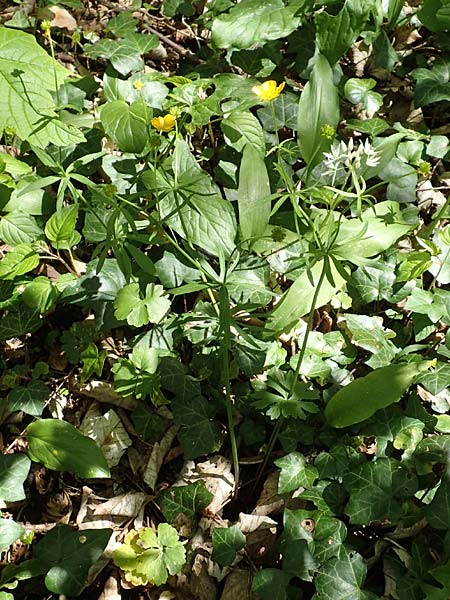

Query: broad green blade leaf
[0,518,24,552]
[22,276,59,314]
[0,27,84,147]
[34,525,112,596]
[0,243,39,279]
[221,111,265,153]
[0,211,42,245]
[325,361,433,428]
[238,144,271,243]
[26,419,111,478]
[297,54,340,170]
[211,524,246,567]
[101,99,149,154]
[274,452,318,494]
[84,34,159,76]
[0,454,30,502]
[264,260,346,337]
[211,0,302,50]
[316,0,373,65]
[312,547,378,600]
[344,458,418,524]
[333,201,413,262]
[45,204,81,250]
[158,481,213,525]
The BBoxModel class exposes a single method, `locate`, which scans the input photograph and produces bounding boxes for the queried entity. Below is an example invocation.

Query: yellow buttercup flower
[151,114,176,133]
[133,79,145,91]
[252,80,285,102]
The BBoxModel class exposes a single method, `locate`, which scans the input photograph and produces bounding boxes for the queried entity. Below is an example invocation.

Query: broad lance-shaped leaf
[325,361,433,428]
[264,259,346,338]
[297,54,340,171]
[0,27,84,148]
[26,419,110,478]
[238,144,271,244]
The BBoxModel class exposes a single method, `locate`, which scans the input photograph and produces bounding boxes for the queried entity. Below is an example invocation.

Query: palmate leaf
[0,27,84,147]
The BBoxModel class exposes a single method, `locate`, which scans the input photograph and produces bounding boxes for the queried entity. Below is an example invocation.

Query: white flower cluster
[322,138,380,178]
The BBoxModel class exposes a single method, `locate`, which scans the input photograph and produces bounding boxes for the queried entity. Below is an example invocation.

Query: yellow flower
[151,114,176,132]
[133,79,145,91]
[252,80,285,102]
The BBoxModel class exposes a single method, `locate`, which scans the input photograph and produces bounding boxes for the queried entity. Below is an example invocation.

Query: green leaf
[0,518,25,552]
[45,205,81,250]
[114,282,170,327]
[238,145,271,243]
[113,524,186,586]
[315,0,373,65]
[333,201,413,263]
[8,380,49,416]
[344,78,383,115]
[343,458,418,524]
[325,361,433,428]
[80,343,106,383]
[172,395,222,459]
[0,305,42,341]
[34,525,111,596]
[422,559,450,599]
[26,419,110,478]
[425,471,450,530]
[158,481,213,526]
[22,276,59,314]
[101,99,149,154]
[0,243,39,279]
[83,34,159,76]
[0,212,42,245]
[0,454,30,502]
[264,260,346,337]
[346,117,390,136]
[312,547,378,600]
[297,54,340,170]
[340,313,399,369]
[221,111,265,153]
[0,27,84,147]
[252,568,291,600]
[413,58,450,107]
[274,452,318,493]
[211,524,246,567]
[211,0,302,50]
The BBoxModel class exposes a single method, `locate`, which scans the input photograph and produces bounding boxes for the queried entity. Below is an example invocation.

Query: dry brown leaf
[220,570,254,600]
[97,575,121,600]
[93,492,148,518]
[49,5,77,31]
[253,471,284,516]
[142,425,179,489]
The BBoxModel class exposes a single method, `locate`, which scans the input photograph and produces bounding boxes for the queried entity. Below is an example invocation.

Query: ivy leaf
[26,419,110,478]
[8,380,49,416]
[425,472,450,530]
[0,27,84,147]
[0,518,25,552]
[343,458,418,524]
[252,568,292,600]
[158,481,213,527]
[344,78,383,116]
[312,547,378,600]
[413,57,450,107]
[0,454,30,502]
[422,559,450,599]
[274,452,318,493]
[101,99,149,154]
[34,525,112,596]
[340,313,398,369]
[0,304,42,341]
[114,283,171,327]
[211,524,246,567]
[172,395,222,459]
